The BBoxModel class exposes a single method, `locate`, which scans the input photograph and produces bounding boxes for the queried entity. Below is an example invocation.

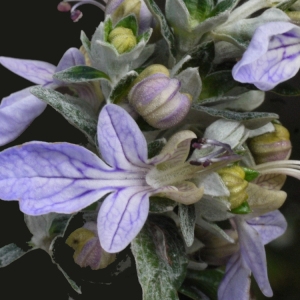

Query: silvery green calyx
[165,0,234,59]
[66,222,116,270]
[106,0,156,34]
[81,14,154,93]
[128,64,193,129]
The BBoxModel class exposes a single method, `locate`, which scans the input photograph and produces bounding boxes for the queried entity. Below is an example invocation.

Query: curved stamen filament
[254,160,300,180]
[58,0,107,21]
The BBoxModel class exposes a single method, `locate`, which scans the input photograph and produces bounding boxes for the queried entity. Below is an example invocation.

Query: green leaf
[56,263,82,294]
[178,204,196,247]
[184,0,214,22]
[199,71,237,100]
[179,281,206,299]
[115,14,138,36]
[0,243,30,267]
[276,0,298,10]
[183,268,224,300]
[270,82,300,96]
[30,86,98,144]
[54,66,110,83]
[145,0,176,65]
[242,167,260,182]
[131,214,188,300]
[48,214,73,237]
[137,28,152,43]
[185,41,215,77]
[231,201,252,214]
[148,139,166,159]
[191,104,279,129]
[149,196,177,213]
[104,17,113,42]
[209,0,239,17]
[80,30,91,52]
[108,70,138,103]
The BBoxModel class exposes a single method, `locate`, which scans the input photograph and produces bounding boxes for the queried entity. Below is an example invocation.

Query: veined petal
[236,217,273,297]
[218,252,251,300]
[97,104,149,170]
[55,48,85,73]
[0,142,136,215]
[98,187,151,253]
[232,22,300,91]
[246,210,287,245]
[0,87,47,146]
[149,130,197,166]
[0,57,55,85]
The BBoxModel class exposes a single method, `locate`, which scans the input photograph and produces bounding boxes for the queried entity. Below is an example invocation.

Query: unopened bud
[66,222,116,270]
[248,123,292,164]
[106,0,155,33]
[218,165,248,209]
[128,66,192,129]
[108,27,137,54]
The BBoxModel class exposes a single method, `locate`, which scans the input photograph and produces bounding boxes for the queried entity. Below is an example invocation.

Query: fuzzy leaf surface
[131,214,188,300]
[54,66,110,83]
[31,86,98,143]
[179,204,196,247]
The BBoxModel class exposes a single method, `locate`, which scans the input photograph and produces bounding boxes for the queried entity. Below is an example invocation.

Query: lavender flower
[0,104,208,253]
[218,210,287,299]
[232,22,300,91]
[0,48,85,146]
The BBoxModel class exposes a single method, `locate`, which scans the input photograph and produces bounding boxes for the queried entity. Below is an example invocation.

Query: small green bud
[218,165,249,209]
[134,64,170,84]
[108,26,137,54]
[248,123,292,164]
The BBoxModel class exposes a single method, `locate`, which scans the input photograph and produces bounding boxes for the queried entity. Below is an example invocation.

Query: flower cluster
[1,0,300,299]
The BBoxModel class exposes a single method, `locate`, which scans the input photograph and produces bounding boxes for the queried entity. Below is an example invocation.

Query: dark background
[0,1,300,299]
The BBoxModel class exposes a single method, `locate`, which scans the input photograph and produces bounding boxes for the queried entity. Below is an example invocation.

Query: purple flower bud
[66,222,116,270]
[248,123,292,164]
[57,2,71,12]
[232,22,300,91]
[128,72,192,129]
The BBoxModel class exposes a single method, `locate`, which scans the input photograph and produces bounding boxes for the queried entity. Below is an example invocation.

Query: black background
[0,1,300,299]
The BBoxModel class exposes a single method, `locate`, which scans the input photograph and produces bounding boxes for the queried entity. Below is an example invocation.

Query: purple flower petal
[0,87,46,146]
[97,104,149,170]
[246,210,287,245]
[98,187,151,253]
[232,22,300,91]
[0,142,118,215]
[55,48,85,73]
[218,252,251,300]
[236,217,273,297]
[0,56,55,85]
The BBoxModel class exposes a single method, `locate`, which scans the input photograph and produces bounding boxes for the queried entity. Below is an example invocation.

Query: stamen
[58,0,107,21]
[190,138,241,167]
[254,160,300,180]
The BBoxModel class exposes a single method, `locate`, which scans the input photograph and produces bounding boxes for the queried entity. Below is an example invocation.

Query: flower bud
[247,123,292,164]
[66,222,116,270]
[106,0,155,33]
[108,27,137,54]
[218,165,248,209]
[128,66,192,129]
